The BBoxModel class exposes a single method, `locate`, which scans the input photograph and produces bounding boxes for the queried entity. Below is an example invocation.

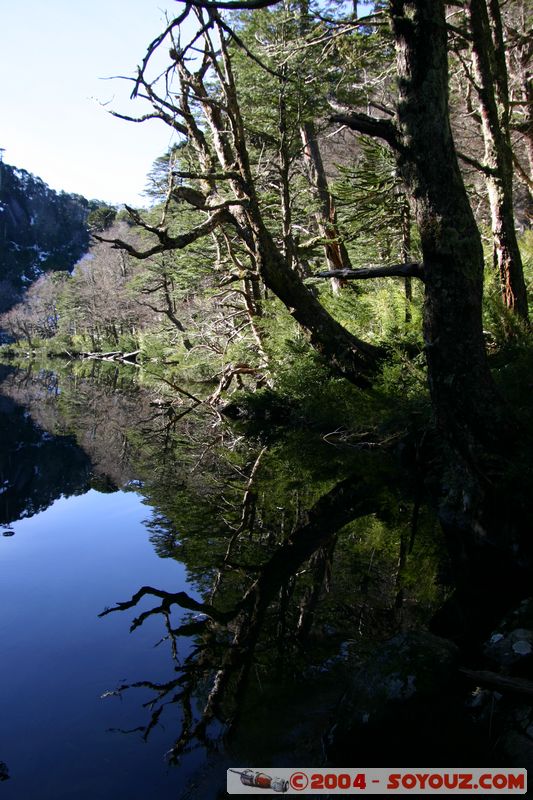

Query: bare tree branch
[216,16,289,81]
[457,150,498,176]
[173,169,243,182]
[131,6,193,99]
[512,152,533,192]
[330,112,402,151]
[446,22,473,42]
[93,208,232,259]
[99,585,234,626]
[315,263,425,281]
[184,0,282,9]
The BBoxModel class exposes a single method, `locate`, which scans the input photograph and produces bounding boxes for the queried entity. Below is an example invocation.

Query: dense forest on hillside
[1,0,533,779]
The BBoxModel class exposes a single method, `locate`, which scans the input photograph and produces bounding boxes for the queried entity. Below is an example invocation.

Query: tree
[68,222,146,350]
[391,0,511,451]
[101,8,383,386]
[503,0,533,203]
[323,1,515,455]
[1,303,37,348]
[334,136,416,324]
[449,0,529,322]
[0,272,68,346]
[104,0,530,513]
[87,204,117,232]
[131,250,193,350]
[297,0,354,292]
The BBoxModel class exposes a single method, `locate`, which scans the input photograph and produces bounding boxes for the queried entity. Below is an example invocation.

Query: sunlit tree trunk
[467,0,528,322]
[299,0,351,293]
[400,200,412,324]
[300,121,351,293]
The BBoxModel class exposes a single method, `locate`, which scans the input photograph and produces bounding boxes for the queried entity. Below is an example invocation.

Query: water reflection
[0,388,92,528]
[0,362,444,795]
[101,452,444,763]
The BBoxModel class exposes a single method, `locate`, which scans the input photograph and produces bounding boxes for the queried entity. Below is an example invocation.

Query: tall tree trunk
[389,0,530,630]
[467,0,529,322]
[400,200,412,324]
[278,71,299,275]
[390,0,513,454]
[489,0,533,191]
[161,276,193,350]
[300,121,351,293]
[299,0,350,293]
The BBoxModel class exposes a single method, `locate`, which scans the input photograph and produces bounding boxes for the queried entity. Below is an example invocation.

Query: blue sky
[0,0,193,206]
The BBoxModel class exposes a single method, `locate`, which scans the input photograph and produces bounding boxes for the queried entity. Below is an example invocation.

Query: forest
[1,0,532,784]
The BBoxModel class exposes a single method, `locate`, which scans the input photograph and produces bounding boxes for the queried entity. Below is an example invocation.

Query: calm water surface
[0,368,207,798]
[1,486,204,799]
[0,363,443,798]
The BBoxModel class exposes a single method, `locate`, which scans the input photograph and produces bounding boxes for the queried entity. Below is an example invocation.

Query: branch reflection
[100,450,439,762]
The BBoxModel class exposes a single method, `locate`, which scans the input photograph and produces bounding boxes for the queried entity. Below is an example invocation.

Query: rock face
[343,631,459,714]
[480,600,533,771]
[327,608,533,769]
[484,628,533,668]
[326,631,466,765]
[0,161,90,311]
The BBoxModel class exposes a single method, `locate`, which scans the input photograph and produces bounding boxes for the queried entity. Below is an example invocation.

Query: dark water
[0,363,444,798]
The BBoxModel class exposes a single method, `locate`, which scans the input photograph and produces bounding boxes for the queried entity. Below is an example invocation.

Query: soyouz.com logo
[227,768,527,794]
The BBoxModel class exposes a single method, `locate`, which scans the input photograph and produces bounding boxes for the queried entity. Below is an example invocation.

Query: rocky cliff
[0,161,91,311]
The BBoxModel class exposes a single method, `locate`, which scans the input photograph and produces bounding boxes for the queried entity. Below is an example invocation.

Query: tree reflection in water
[99,454,441,762]
[0,362,444,766]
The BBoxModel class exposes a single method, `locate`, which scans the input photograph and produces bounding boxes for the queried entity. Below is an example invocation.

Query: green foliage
[484,290,531,344]
[318,279,424,346]
[3,0,529,440]
[481,229,533,345]
[336,139,408,258]
[374,347,428,406]
[519,229,533,315]
[87,204,117,231]
[222,292,430,435]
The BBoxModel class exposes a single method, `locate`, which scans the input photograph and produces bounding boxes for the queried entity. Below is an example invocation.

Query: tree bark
[467,0,529,322]
[400,201,413,324]
[300,121,351,292]
[298,0,350,293]
[390,0,514,453]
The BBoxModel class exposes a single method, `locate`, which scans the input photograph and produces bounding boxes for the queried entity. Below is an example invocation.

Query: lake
[0,362,444,798]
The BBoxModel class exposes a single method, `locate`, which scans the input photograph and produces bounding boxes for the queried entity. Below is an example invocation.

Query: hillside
[0,160,91,311]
